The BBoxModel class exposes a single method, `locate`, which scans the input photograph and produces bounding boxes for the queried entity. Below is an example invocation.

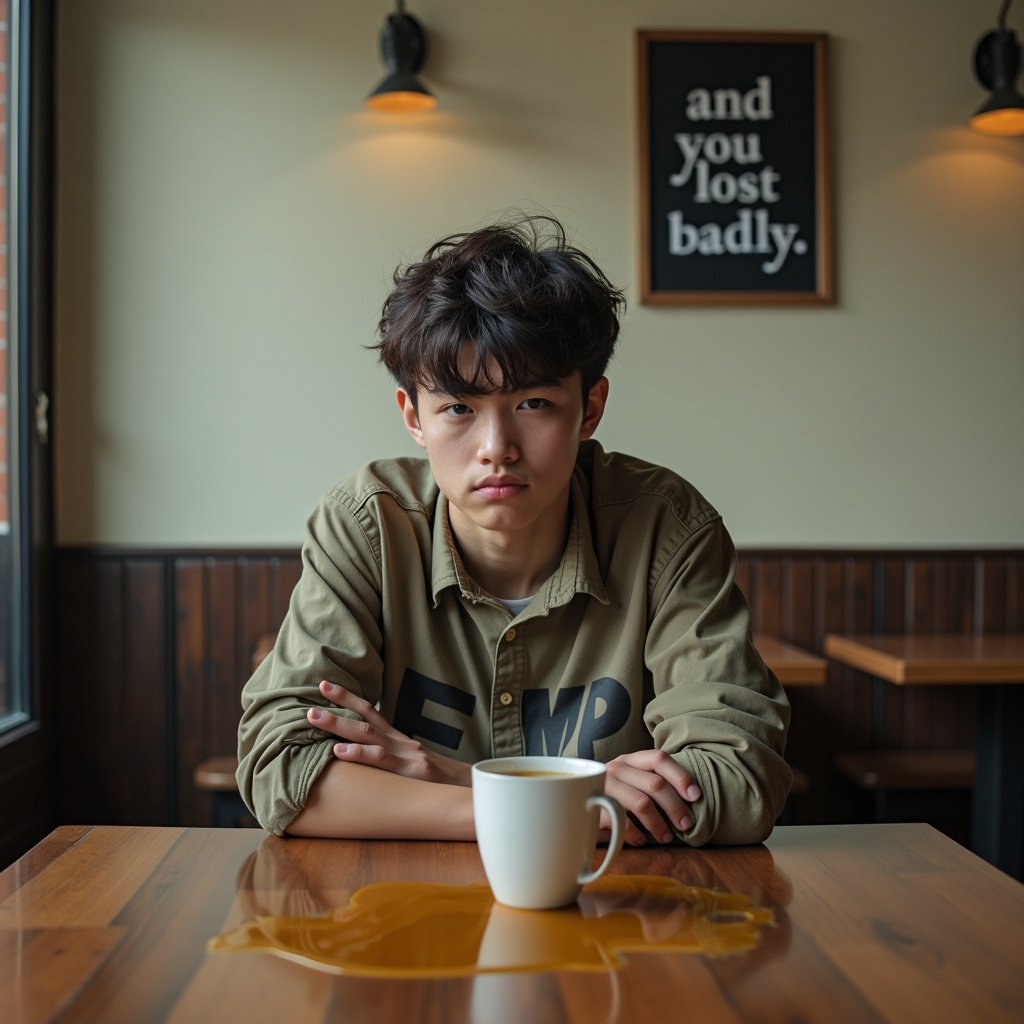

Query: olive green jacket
[237,441,791,842]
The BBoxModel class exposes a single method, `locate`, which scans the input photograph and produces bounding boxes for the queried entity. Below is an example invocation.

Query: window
[0,0,14,729]
[1,0,52,740]
[0,0,54,867]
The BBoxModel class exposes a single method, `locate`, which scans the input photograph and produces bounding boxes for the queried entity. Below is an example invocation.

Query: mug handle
[577,794,626,885]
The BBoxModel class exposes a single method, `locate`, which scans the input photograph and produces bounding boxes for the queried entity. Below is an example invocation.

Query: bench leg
[971,684,1024,879]
[212,791,250,829]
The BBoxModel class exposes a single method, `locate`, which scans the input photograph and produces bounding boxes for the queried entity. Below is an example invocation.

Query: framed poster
[638,31,832,305]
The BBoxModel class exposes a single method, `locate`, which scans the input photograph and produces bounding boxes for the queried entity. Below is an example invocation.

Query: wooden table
[4,823,1024,1023]
[825,633,1024,878]
[754,634,828,686]
[754,635,827,800]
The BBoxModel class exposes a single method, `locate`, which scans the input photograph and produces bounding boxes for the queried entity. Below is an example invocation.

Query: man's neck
[449,498,572,600]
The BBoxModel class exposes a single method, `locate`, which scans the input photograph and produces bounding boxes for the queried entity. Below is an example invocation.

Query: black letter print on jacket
[522,677,630,757]
[393,669,477,752]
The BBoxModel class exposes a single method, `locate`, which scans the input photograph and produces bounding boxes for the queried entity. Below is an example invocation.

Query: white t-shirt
[497,595,534,617]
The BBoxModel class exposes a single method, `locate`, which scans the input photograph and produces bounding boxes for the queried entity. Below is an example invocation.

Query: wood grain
[824,634,1024,685]
[2,824,1023,1023]
[0,826,182,928]
[753,634,827,685]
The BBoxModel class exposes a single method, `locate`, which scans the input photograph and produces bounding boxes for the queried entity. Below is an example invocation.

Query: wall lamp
[366,1,437,113]
[971,0,1024,135]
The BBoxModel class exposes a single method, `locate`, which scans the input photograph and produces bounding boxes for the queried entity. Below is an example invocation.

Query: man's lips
[474,476,528,499]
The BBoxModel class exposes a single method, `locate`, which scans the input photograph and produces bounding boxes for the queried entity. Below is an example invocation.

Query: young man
[237,216,791,847]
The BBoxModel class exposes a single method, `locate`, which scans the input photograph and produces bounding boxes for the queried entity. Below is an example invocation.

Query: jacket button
[505,628,517,642]
[499,691,513,706]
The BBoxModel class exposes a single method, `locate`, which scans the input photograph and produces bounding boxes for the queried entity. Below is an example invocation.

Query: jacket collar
[430,475,609,610]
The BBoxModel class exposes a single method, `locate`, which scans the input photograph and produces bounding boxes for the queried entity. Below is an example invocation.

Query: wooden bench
[193,635,277,826]
[193,755,250,828]
[251,631,275,669]
[834,749,975,823]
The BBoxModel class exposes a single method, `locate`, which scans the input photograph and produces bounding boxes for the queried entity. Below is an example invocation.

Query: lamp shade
[971,86,1024,135]
[366,6,437,113]
[366,73,437,113]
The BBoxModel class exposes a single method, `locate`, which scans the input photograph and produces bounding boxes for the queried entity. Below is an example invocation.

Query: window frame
[0,0,55,867]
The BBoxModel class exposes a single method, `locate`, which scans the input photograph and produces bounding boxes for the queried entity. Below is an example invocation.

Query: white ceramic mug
[471,755,626,909]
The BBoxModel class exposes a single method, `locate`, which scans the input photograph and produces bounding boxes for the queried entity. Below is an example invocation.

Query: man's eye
[521,398,548,410]
[445,404,472,417]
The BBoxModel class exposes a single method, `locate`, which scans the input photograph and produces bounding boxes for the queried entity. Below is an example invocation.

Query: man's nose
[477,413,519,463]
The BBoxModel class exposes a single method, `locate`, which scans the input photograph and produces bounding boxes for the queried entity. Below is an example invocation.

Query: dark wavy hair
[374,215,625,402]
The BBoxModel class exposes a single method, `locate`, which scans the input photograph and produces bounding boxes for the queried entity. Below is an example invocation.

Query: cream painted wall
[54,0,1024,547]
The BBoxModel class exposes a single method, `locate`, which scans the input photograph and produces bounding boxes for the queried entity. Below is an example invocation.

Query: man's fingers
[604,777,674,845]
[307,706,340,731]
[614,749,702,802]
[306,687,470,787]
[319,681,389,727]
[307,707,394,750]
[598,808,649,848]
[608,763,691,833]
[605,779,679,844]
[316,682,411,744]
[603,750,701,845]
[332,742,390,767]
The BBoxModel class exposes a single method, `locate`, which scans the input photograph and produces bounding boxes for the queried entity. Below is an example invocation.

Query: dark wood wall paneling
[737,553,1023,832]
[0,726,51,868]
[54,549,301,829]
[54,548,1024,835]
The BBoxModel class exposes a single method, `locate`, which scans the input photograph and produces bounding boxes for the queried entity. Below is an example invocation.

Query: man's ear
[396,388,426,448]
[579,377,609,441]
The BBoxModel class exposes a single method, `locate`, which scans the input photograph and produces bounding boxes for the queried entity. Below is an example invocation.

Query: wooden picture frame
[637,31,833,305]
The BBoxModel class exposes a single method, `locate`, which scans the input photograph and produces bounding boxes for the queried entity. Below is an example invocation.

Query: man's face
[397,365,608,549]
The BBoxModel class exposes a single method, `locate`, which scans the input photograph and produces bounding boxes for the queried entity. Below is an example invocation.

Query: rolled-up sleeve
[643,519,792,846]
[237,492,386,835]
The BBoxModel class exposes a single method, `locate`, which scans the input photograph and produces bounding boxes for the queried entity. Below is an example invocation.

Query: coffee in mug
[472,755,625,910]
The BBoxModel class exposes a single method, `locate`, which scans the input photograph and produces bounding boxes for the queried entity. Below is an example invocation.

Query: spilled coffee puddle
[208,875,774,977]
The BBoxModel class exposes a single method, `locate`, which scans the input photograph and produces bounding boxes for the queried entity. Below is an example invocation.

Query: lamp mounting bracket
[381,12,427,75]
[976,30,1022,88]
[975,1,1021,88]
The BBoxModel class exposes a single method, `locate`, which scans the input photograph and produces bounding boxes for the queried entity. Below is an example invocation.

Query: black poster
[638,32,832,305]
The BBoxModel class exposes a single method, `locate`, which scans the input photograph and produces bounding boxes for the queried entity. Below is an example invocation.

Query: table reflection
[213,837,787,980]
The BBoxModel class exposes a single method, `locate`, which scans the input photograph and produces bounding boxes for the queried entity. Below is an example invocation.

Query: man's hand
[601,749,702,847]
[307,681,472,788]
